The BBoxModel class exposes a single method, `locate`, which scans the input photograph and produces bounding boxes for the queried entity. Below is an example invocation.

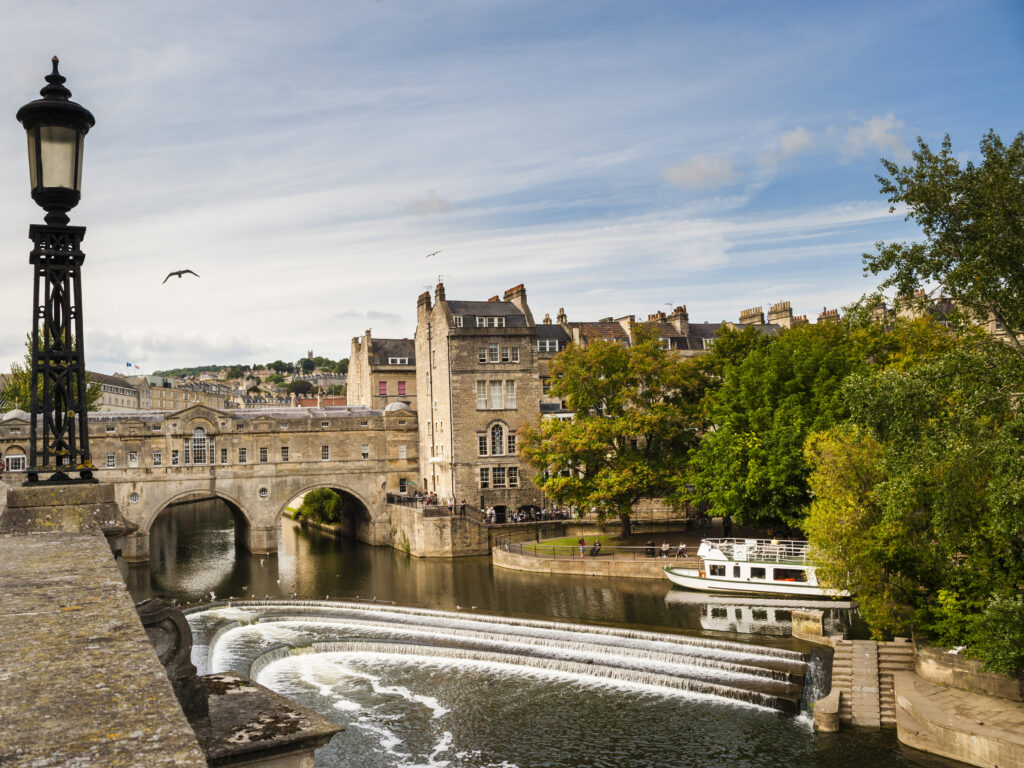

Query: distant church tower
[307,349,313,360]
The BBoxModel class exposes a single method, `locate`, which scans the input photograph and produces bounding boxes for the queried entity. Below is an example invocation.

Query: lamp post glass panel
[16,57,96,483]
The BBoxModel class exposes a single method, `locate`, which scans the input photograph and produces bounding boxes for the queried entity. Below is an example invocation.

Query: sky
[0,1,1020,375]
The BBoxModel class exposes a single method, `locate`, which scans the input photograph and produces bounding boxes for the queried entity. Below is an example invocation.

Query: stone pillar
[241,526,278,555]
[122,530,151,563]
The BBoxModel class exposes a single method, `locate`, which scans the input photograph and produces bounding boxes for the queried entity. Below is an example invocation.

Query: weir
[189,600,809,714]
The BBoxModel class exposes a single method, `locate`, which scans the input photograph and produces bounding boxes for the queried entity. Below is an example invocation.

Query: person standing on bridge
[460,499,466,516]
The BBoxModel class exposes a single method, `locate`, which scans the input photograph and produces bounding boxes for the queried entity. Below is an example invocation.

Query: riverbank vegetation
[295,488,342,525]
[521,130,1024,674]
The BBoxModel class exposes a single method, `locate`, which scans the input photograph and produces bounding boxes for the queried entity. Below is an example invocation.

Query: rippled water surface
[126,500,961,768]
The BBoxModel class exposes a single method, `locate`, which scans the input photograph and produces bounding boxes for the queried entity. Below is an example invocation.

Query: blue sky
[0,1,1020,374]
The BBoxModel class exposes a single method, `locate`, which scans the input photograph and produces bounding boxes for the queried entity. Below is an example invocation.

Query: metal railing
[701,538,809,564]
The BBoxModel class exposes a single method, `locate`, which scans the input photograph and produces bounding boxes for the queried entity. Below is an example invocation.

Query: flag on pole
[126,362,132,368]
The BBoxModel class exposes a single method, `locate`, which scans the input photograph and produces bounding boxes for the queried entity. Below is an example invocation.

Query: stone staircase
[878,638,915,726]
[831,638,915,729]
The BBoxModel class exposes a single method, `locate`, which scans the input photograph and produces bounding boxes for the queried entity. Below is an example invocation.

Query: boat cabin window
[774,568,808,582]
[711,607,727,619]
[750,567,766,579]
[776,610,792,623]
[752,609,768,621]
[710,564,726,577]
[733,565,741,578]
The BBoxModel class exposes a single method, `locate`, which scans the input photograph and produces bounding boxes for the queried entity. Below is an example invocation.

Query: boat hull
[663,567,845,598]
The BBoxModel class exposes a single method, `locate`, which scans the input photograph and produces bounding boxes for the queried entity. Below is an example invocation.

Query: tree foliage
[805,341,1024,672]
[864,130,1024,358]
[297,487,342,524]
[687,321,864,529]
[518,326,705,533]
[1,335,101,413]
[287,380,314,395]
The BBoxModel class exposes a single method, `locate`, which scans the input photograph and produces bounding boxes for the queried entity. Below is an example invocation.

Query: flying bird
[425,250,441,258]
[163,269,200,284]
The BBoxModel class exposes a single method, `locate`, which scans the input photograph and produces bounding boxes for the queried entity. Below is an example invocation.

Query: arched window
[490,424,505,455]
[191,427,207,464]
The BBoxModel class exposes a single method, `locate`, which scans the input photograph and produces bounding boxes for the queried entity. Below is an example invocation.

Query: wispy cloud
[841,114,910,162]
[759,126,816,169]
[407,191,455,215]
[662,154,738,189]
[0,1,1007,375]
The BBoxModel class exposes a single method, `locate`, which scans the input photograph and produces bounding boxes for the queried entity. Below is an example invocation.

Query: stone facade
[348,331,417,411]
[89,371,141,412]
[0,404,419,561]
[415,283,545,514]
[133,375,227,411]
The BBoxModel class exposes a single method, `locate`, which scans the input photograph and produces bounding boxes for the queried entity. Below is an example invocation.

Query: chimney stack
[768,301,793,329]
[739,306,765,325]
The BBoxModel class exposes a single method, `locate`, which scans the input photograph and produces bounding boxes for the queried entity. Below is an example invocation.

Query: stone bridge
[1,404,422,562]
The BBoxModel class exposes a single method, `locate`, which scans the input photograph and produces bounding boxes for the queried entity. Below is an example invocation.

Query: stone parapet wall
[915,643,1024,702]
[388,503,489,557]
[0,510,208,766]
[493,545,669,579]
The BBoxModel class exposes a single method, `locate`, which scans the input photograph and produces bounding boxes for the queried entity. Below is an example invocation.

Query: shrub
[298,488,342,524]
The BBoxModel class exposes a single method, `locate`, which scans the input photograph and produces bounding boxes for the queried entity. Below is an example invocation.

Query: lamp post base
[24,469,97,485]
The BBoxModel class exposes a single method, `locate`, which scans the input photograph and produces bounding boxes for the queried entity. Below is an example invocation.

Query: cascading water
[801,646,834,712]
[188,600,818,767]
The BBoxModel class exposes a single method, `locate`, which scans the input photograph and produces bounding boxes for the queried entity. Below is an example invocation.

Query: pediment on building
[167,404,231,427]
[1,409,31,425]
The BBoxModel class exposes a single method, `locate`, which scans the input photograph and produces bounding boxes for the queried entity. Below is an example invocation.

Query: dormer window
[388,357,409,365]
[476,316,506,328]
[453,316,464,327]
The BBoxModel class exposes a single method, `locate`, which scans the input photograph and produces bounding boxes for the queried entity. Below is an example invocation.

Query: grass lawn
[525,533,626,550]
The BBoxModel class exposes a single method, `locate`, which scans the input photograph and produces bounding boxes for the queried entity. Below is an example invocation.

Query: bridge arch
[143,487,253,536]
[278,482,382,542]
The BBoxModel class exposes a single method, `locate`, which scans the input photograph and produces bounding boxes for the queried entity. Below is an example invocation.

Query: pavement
[895,671,1024,768]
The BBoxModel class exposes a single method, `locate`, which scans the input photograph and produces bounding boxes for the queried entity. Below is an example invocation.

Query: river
[122,499,962,768]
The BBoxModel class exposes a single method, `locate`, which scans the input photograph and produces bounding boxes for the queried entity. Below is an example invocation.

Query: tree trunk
[620,511,632,538]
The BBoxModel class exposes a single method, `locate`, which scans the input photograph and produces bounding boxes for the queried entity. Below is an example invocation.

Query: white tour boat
[663,537,849,598]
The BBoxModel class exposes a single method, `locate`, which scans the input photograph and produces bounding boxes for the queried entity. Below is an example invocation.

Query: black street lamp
[16,57,96,483]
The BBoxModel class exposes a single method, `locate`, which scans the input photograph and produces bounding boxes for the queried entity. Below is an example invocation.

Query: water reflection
[127,499,859,646]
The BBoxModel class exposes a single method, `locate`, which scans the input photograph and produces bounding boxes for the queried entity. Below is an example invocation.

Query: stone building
[132,375,226,411]
[0,403,421,558]
[415,283,544,515]
[348,332,417,411]
[88,371,141,412]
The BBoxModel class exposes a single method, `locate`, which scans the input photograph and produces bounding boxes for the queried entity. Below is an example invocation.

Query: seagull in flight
[163,269,199,284]
[425,250,441,258]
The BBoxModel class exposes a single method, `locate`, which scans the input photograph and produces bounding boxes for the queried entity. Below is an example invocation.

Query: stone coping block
[0,530,207,767]
[895,670,1024,768]
[1,482,132,536]
[205,672,343,767]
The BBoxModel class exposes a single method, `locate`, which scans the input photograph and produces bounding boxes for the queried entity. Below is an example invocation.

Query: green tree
[298,487,342,524]
[518,326,705,535]
[2,335,101,413]
[864,130,1024,359]
[264,373,286,386]
[688,320,862,529]
[287,380,314,395]
[299,358,316,374]
[805,340,1024,671]
[224,365,244,380]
